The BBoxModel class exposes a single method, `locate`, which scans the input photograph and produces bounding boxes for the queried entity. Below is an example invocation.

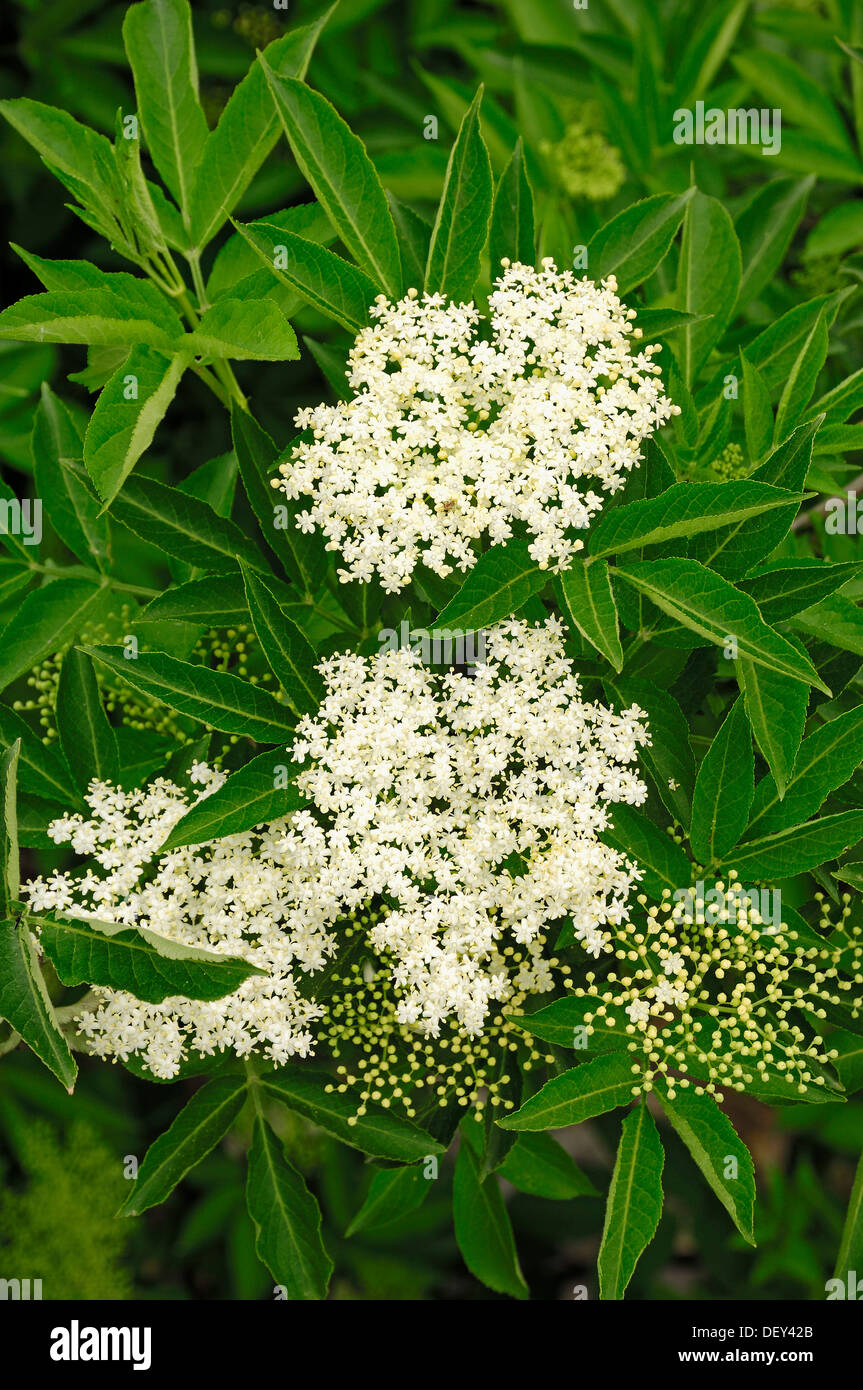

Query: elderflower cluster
[21,620,649,1078]
[290,618,650,1034]
[274,259,679,592]
[570,877,863,1101]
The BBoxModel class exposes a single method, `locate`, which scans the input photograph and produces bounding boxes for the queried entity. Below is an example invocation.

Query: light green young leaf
[740,352,773,465]
[232,221,377,334]
[499,1051,637,1132]
[556,560,623,670]
[84,345,188,504]
[160,750,307,851]
[84,645,297,744]
[122,0,209,216]
[689,697,754,864]
[262,66,402,297]
[184,299,299,362]
[119,1076,247,1217]
[246,1113,332,1300]
[453,1137,528,1299]
[657,1083,755,1244]
[0,290,182,349]
[32,909,262,1003]
[598,1102,664,1300]
[0,912,76,1092]
[613,558,830,692]
[425,87,493,301]
[56,648,119,796]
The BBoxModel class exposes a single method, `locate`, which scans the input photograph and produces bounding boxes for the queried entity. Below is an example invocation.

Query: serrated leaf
[141,574,250,626]
[453,1136,527,1299]
[161,750,306,851]
[346,1164,431,1237]
[259,1066,444,1162]
[589,481,801,561]
[56,648,119,795]
[0,578,108,692]
[240,564,324,718]
[598,1102,664,1300]
[232,222,377,335]
[0,740,20,915]
[602,802,692,899]
[84,645,296,744]
[246,1113,332,1300]
[262,67,402,297]
[737,654,809,801]
[508,993,631,1054]
[614,558,829,692]
[188,12,333,249]
[689,697,753,864]
[425,87,493,301]
[606,678,695,830]
[496,1132,597,1200]
[735,176,813,310]
[0,911,76,1091]
[657,1083,755,1244]
[107,472,267,574]
[489,139,534,270]
[119,1075,247,1217]
[499,1051,636,1132]
[740,352,773,465]
[32,385,111,569]
[0,290,182,349]
[0,97,120,225]
[746,707,863,839]
[430,540,545,634]
[587,189,695,296]
[774,307,828,445]
[32,909,262,1002]
[556,559,622,669]
[123,0,209,215]
[677,190,741,386]
[184,299,299,362]
[83,345,188,504]
[0,703,78,806]
[722,810,863,878]
[834,1150,863,1284]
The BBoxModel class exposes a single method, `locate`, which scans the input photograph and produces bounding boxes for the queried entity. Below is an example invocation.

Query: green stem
[27,562,160,601]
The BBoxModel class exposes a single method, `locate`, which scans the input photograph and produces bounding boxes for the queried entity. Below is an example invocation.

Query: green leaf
[346,1164,432,1237]
[597,1101,664,1300]
[589,481,801,560]
[262,67,402,297]
[740,352,773,466]
[587,190,695,296]
[508,993,631,1054]
[0,740,20,915]
[232,222,378,334]
[489,139,534,270]
[614,558,829,692]
[108,472,267,574]
[188,12,333,249]
[656,1083,755,1244]
[834,1149,863,1284]
[246,1113,332,1300]
[141,574,251,626]
[677,190,741,386]
[83,346,188,505]
[499,1051,636,1132]
[0,97,120,226]
[689,697,754,864]
[555,559,623,670]
[735,176,813,310]
[745,707,863,839]
[739,561,862,625]
[0,578,108,692]
[56,648,119,796]
[387,196,431,289]
[84,645,296,744]
[774,308,828,445]
[425,87,493,301]
[791,595,863,657]
[123,0,208,216]
[496,1132,597,1200]
[0,290,182,349]
[430,540,545,634]
[33,909,262,1003]
[602,803,692,899]
[119,1075,247,1217]
[606,678,695,830]
[160,750,307,851]
[737,656,808,801]
[722,811,863,878]
[733,49,854,152]
[232,406,327,597]
[240,564,324,718]
[744,294,847,393]
[0,703,78,806]
[0,912,76,1091]
[32,385,111,570]
[453,1136,528,1299]
[184,299,299,362]
[259,1066,444,1163]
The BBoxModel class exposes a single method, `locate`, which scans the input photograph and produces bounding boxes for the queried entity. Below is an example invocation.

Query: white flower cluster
[22,620,649,1074]
[275,259,678,591]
